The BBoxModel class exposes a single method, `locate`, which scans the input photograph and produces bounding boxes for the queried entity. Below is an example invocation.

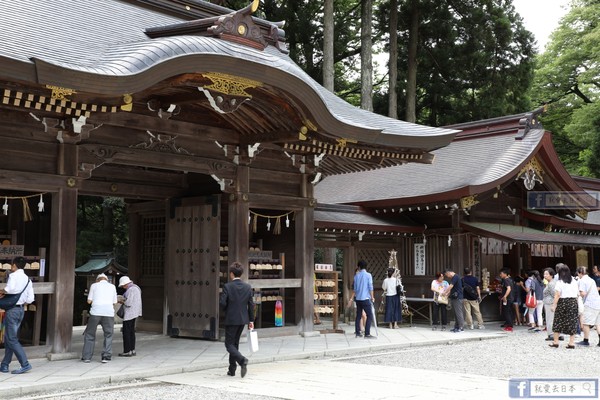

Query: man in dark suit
[219,262,255,378]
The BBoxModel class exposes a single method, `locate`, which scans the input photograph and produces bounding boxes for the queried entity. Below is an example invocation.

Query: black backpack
[462,279,478,300]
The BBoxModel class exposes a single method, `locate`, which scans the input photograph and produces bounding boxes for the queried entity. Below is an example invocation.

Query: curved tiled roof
[315,128,545,205]
[314,204,423,232]
[462,222,600,247]
[0,0,457,151]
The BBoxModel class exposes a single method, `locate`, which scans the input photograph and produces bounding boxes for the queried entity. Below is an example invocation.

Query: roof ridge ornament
[145,1,288,54]
[516,106,545,140]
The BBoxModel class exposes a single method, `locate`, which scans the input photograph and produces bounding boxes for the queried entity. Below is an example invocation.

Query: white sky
[512,0,571,51]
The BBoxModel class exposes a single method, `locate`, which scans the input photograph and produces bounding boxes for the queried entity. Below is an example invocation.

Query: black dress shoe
[241,363,248,378]
[364,335,377,339]
[227,371,235,376]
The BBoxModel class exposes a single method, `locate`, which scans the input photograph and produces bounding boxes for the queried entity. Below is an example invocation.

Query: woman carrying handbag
[431,272,449,331]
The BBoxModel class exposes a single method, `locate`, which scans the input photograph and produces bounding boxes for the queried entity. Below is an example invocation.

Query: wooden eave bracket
[147,99,181,119]
[37,115,101,144]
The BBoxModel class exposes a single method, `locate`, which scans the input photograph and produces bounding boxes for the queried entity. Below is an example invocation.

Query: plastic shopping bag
[247,329,259,353]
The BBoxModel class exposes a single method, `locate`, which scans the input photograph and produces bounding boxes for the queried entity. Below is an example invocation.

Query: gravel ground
[335,326,600,379]
[24,326,600,399]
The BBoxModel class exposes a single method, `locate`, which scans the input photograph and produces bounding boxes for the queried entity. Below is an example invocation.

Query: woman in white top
[431,272,449,331]
[382,268,401,329]
[550,263,579,348]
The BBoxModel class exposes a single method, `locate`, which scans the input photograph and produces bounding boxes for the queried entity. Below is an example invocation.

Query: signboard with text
[0,245,24,258]
[414,243,426,276]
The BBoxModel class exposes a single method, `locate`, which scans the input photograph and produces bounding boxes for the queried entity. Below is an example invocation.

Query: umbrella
[370,302,378,337]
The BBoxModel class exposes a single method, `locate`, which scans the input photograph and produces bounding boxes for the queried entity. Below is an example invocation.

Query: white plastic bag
[247,329,259,353]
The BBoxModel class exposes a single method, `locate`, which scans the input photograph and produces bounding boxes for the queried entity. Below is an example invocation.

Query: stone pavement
[2,323,504,399]
[150,358,507,400]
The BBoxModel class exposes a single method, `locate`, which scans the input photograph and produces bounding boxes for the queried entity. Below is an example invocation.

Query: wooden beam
[0,169,72,191]
[248,193,315,209]
[127,200,167,214]
[87,112,240,144]
[315,240,352,248]
[79,179,186,200]
[80,144,237,178]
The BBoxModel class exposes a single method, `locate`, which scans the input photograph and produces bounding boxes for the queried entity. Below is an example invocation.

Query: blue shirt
[354,269,373,301]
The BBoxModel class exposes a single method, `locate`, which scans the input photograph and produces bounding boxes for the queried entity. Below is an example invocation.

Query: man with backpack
[463,267,485,330]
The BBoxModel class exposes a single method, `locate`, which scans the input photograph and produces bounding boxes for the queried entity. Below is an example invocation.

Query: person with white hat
[82,273,117,363]
[117,276,142,357]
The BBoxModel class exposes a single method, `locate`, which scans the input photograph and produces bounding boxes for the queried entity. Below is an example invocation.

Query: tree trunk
[388,0,398,119]
[102,200,114,250]
[405,1,419,123]
[323,0,334,92]
[361,0,373,111]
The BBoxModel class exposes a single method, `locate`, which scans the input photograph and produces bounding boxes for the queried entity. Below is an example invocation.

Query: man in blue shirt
[351,260,376,338]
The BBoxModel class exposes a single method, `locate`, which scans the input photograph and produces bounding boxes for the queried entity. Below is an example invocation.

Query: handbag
[395,279,403,296]
[437,293,449,305]
[116,304,125,319]
[0,280,31,311]
[525,290,536,308]
[247,329,259,353]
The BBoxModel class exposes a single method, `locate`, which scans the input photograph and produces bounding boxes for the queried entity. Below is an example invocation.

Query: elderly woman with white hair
[117,276,142,357]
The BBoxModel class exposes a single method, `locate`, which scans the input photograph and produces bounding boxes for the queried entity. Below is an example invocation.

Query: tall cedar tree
[530,0,600,177]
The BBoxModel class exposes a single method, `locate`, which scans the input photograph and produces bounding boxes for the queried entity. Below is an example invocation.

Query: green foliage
[314,247,344,269]
[76,196,128,267]
[375,0,535,125]
[530,0,600,176]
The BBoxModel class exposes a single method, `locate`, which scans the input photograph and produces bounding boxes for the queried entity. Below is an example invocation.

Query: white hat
[96,273,108,281]
[119,276,132,287]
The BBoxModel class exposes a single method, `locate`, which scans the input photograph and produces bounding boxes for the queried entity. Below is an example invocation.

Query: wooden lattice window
[356,248,389,282]
[141,215,165,276]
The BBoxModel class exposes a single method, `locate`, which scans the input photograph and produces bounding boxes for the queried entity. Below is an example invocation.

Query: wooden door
[166,196,220,339]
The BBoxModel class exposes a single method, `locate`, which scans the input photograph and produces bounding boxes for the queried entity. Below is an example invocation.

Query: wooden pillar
[296,176,315,334]
[295,207,314,333]
[228,165,249,278]
[48,187,77,354]
[343,245,356,317]
[451,210,462,271]
[128,212,141,283]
